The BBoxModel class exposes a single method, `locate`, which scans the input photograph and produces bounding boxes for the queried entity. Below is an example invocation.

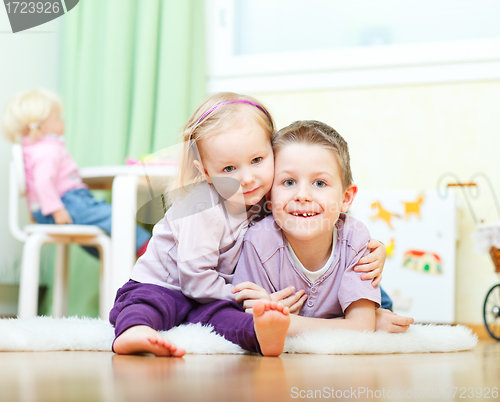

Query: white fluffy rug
[0,317,478,354]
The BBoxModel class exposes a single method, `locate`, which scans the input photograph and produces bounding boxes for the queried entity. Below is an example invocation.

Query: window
[206,0,500,92]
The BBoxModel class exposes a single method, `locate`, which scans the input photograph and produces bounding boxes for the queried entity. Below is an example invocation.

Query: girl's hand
[52,208,73,224]
[243,287,302,313]
[233,283,303,313]
[271,288,307,315]
[375,308,414,333]
[232,282,272,307]
[354,239,386,287]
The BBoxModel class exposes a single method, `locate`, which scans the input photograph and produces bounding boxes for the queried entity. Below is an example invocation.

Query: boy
[232,120,412,333]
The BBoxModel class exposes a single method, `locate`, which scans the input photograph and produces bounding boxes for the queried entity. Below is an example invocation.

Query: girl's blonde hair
[170,92,275,200]
[2,88,63,143]
[272,120,353,190]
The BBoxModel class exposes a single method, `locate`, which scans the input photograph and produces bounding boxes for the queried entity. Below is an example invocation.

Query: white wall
[0,13,61,287]
[252,81,500,325]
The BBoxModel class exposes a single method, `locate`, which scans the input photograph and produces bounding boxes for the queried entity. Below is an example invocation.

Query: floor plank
[0,341,499,402]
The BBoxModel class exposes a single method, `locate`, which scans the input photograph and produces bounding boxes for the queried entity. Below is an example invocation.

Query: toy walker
[438,172,500,340]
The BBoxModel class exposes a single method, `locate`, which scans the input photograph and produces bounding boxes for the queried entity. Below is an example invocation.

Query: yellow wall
[252,81,500,325]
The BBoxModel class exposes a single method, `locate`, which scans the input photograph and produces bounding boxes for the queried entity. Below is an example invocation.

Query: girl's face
[195,118,274,207]
[40,108,64,136]
[270,143,357,242]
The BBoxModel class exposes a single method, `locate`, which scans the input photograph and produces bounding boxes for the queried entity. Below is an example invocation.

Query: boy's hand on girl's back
[354,239,386,287]
[375,308,414,333]
[52,208,73,224]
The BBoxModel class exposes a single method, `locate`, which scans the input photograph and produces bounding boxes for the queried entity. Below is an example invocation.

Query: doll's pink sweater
[22,134,87,215]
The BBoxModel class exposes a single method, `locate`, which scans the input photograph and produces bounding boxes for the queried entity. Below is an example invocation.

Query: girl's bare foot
[253,300,290,357]
[113,325,186,357]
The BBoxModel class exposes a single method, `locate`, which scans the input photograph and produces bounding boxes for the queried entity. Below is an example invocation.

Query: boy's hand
[375,308,414,333]
[52,208,73,224]
[355,239,386,286]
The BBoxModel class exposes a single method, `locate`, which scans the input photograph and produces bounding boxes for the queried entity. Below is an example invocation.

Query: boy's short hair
[272,120,353,190]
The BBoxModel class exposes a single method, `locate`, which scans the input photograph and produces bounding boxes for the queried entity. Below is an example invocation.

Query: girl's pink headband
[197,100,271,124]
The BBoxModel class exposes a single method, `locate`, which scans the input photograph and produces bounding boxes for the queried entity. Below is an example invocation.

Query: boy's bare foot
[253,300,290,357]
[113,325,185,357]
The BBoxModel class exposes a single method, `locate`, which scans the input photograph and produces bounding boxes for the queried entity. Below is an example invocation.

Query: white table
[79,164,176,296]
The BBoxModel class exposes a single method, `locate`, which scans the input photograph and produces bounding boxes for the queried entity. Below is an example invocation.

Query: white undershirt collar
[287,227,338,283]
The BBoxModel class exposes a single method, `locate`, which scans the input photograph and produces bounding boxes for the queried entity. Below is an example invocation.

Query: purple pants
[109,280,261,354]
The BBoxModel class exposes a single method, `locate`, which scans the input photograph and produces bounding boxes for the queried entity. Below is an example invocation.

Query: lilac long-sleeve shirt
[130,181,268,304]
[232,214,381,318]
[22,134,87,215]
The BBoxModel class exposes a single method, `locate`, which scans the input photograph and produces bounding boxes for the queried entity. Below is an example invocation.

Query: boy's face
[270,143,357,242]
[195,118,274,207]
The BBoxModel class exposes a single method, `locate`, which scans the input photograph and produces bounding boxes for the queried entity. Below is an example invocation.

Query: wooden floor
[1,340,499,402]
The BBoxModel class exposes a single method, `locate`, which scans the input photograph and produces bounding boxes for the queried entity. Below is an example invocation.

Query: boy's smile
[271,143,357,246]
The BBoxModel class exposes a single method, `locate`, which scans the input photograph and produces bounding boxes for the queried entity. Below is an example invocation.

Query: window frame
[206,0,500,93]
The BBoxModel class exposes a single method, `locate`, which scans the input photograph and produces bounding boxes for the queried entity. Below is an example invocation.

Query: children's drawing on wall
[403,195,425,220]
[370,201,400,229]
[386,238,395,258]
[370,194,425,229]
[402,250,443,275]
[351,190,456,323]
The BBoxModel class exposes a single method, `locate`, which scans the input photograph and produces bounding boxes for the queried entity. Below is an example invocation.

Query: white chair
[8,144,113,320]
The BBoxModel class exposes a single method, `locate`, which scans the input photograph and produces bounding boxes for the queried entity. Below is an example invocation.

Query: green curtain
[45,0,205,317]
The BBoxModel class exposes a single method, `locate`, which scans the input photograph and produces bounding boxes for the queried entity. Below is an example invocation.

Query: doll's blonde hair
[169,92,274,200]
[2,88,63,143]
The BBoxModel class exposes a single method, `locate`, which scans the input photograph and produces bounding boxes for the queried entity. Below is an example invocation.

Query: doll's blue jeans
[32,188,151,258]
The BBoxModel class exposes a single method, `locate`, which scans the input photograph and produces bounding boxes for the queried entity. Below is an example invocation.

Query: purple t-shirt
[232,214,381,318]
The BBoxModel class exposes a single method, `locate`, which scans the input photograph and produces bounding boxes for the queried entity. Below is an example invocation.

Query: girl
[109,93,387,357]
[1,88,151,258]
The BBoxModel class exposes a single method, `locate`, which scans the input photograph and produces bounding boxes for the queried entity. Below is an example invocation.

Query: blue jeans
[380,286,393,311]
[32,188,151,258]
